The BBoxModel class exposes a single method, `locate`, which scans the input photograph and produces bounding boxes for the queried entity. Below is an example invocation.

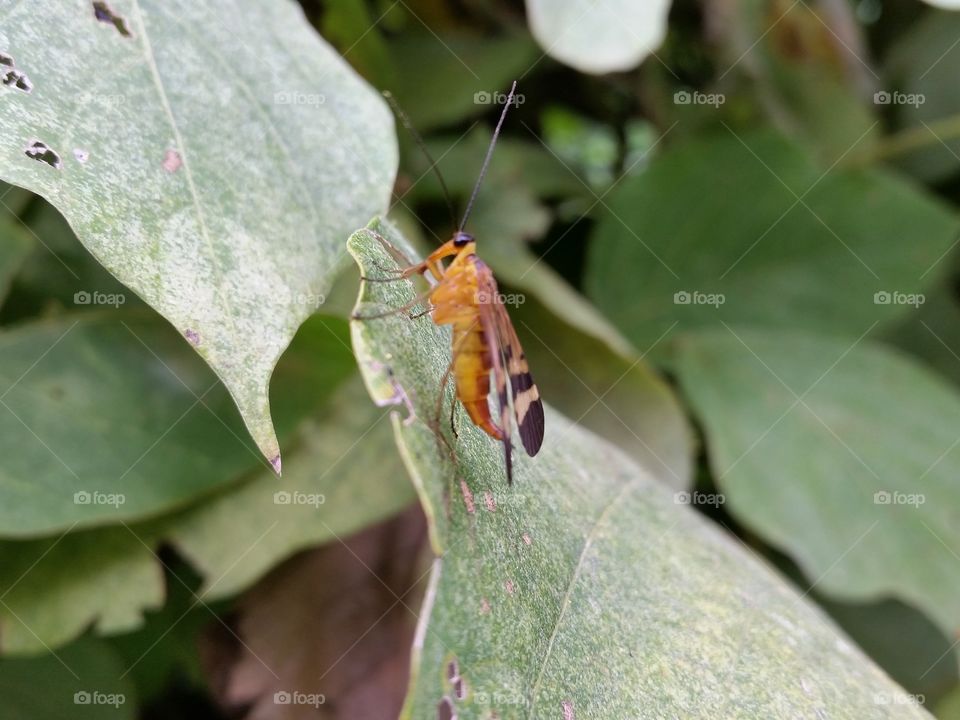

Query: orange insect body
[369,80,543,482]
[419,238,503,441]
[397,231,544,482]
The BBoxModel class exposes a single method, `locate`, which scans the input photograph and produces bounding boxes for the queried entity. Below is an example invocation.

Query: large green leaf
[512,298,694,488]
[348,219,929,719]
[0,220,33,306]
[0,374,414,653]
[669,328,960,637]
[884,10,960,183]
[0,636,137,720]
[0,312,353,536]
[0,0,396,467]
[585,130,959,352]
[162,377,417,601]
[525,0,671,74]
[0,527,163,654]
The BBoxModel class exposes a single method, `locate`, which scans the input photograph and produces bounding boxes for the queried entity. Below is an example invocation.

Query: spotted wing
[477,261,544,462]
[490,293,544,457]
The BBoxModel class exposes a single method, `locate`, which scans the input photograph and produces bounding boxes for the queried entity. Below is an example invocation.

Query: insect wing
[476,262,544,461]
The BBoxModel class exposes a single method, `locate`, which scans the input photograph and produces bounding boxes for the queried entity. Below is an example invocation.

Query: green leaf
[0,372,413,653]
[106,560,213,704]
[884,282,960,389]
[0,220,33,307]
[525,0,671,74]
[403,128,588,205]
[399,125,631,355]
[585,130,959,352]
[468,182,636,358]
[348,219,930,719]
[0,0,396,466]
[0,636,137,719]
[820,597,958,707]
[0,312,353,535]
[669,328,960,637]
[937,685,960,719]
[1,198,142,323]
[388,32,538,130]
[0,527,163,654]
[162,376,417,601]
[512,298,694,488]
[884,10,960,183]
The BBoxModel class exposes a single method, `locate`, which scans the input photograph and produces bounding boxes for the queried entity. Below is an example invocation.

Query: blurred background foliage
[4,0,960,717]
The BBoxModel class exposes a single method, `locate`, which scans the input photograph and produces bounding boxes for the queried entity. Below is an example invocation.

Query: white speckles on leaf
[350,223,933,720]
[0,1,397,466]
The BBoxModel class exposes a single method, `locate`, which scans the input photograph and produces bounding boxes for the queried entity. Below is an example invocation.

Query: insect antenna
[383,90,458,230]
[459,80,517,233]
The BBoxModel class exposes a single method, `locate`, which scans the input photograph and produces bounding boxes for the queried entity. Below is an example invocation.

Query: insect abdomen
[452,321,503,441]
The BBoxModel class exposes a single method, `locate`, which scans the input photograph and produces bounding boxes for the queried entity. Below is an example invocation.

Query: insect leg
[370,230,417,267]
[449,390,458,439]
[351,288,433,320]
[431,355,458,460]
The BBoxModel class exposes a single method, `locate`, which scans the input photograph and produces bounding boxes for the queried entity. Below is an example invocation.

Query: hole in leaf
[0,53,13,67]
[92,2,131,37]
[436,697,455,720]
[3,68,32,93]
[24,140,62,169]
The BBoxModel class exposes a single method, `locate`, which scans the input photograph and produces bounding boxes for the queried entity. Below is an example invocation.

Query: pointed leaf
[348,219,930,719]
[0,0,396,464]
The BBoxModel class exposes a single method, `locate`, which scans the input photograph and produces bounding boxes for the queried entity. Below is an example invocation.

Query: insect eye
[453,232,473,247]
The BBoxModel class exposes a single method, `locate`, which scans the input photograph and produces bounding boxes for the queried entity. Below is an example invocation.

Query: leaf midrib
[527,475,640,718]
